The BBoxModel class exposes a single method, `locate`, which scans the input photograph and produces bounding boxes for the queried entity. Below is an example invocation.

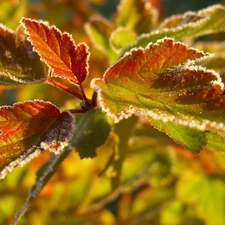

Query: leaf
[115,0,158,34]
[110,27,137,53]
[122,4,225,53]
[0,24,47,85]
[0,100,75,179]
[85,15,117,62]
[92,38,225,152]
[150,120,206,154]
[21,18,90,85]
[72,108,111,158]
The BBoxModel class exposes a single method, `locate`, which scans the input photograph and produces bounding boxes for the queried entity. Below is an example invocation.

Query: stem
[68,108,88,113]
[70,91,98,113]
[78,85,88,101]
[91,91,98,107]
[47,78,83,100]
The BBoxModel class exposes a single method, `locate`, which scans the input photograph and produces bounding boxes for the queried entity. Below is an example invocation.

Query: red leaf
[21,18,90,85]
[0,100,75,179]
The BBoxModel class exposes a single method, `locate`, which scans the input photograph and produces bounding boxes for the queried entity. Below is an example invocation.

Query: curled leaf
[21,18,90,85]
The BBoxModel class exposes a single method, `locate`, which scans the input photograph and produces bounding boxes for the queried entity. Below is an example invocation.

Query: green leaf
[0,24,47,85]
[85,15,118,62]
[0,100,75,179]
[110,27,137,53]
[92,38,225,152]
[150,120,206,154]
[72,108,111,158]
[177,172,225,225]
[123,4,225,53]
[115,0,158,34]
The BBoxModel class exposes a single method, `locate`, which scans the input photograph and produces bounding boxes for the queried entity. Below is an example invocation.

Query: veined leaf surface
[0,100,75,179]
[21,18,89,85]
[92,38,225,151]
[150,119,207,153]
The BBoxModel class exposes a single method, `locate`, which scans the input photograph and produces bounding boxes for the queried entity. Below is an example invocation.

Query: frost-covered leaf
[115,0,158,34]
[72,108,111,158]
[92,38,225,152]
[0,24,47,85]
[123,4,225,53]
[21,18,89,85]
[0,100,75,179]
[85,15,117,62]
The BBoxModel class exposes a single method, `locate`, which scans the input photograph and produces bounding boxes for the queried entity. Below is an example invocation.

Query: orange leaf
[21,18,90,85]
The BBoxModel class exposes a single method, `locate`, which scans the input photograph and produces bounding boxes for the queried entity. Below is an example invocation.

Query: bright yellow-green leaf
[110,27,137,53]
